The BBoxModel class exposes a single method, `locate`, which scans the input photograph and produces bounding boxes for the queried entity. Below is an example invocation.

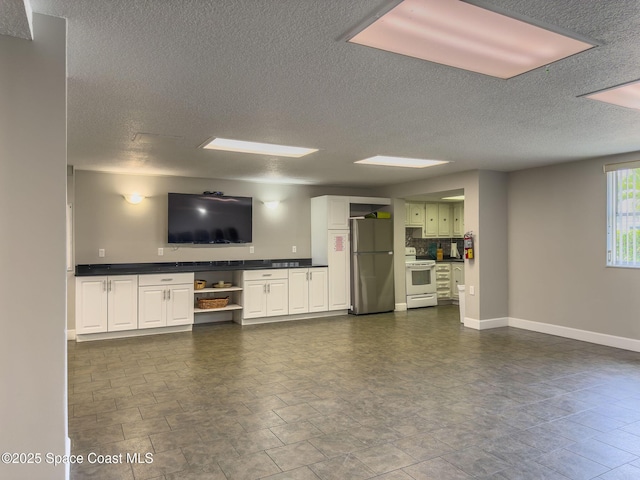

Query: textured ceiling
[27,0,640,187]
[1,0,32,39]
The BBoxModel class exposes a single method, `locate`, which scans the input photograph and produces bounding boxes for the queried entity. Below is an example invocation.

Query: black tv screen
[168,193,252,244]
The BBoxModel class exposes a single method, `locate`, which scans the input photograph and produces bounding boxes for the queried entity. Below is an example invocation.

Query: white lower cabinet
[243,270,289,320]
[288,267,328,315]
[452,263,465,300]
[138,273,194,329]
[76,275,138,334]
[435,263,452,300]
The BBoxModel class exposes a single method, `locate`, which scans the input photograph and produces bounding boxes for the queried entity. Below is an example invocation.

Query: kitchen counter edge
[76,259,327,277]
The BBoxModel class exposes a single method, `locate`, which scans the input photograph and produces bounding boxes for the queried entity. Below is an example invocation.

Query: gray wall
[508,153,640,340]
[0,14,68,479]
[74,171,376,265]
[478,171,509,320]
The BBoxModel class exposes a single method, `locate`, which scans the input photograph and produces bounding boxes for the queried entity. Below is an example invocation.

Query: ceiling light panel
[348,0,594,79]
[355,155,449,168]
[202,138,317,158]
[584,80,640,111]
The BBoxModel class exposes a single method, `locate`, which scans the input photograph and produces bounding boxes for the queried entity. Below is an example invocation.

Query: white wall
[509,153,640,340]
[0,14,68,480]
[73,171,376,265]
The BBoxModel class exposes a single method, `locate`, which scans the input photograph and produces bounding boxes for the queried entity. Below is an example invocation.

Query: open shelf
[194,303,243,314]
[195,286,243,294]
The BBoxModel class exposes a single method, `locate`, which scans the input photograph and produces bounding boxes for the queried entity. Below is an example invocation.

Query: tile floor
[68,306,640,479]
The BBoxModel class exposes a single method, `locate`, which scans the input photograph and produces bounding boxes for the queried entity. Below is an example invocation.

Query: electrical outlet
[292,246,297,253]
[158,248,164,256]
[98,249,105,258]
[249,246,254,254]
[469,286,475,295]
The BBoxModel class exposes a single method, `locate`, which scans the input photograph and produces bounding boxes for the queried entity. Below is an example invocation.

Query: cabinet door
[424,204,438,237]
[167,285,194,326]
[406,203,425,227]
[138,286,166,329]
[107,275,138,332]
[452,264,464,299]
[288,269,309,315]
[76,277,108,334]
[452,203,464,237]
[328,230,350,310]
[327,196,349,229]
[308,268,328,313]
[243,281,267,319]
[438,204,451,237]
[267,279,288,316]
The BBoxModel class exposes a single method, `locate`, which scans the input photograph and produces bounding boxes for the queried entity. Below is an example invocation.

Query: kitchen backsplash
[405,232,464,260]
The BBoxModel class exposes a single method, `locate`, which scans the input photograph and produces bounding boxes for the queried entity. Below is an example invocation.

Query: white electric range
[405,247,438,308]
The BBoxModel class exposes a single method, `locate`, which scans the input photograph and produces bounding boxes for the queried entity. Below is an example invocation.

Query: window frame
[606,161,640,268]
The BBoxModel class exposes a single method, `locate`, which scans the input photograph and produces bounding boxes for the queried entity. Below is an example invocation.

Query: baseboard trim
[75,325,192,342]
[238,310,347,326]
[395,303,407,311]
[509,317,640,353]
[67,329,76,341]
[464,317,509,330]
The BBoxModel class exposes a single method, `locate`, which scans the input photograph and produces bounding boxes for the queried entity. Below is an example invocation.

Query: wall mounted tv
[167,193,252,244]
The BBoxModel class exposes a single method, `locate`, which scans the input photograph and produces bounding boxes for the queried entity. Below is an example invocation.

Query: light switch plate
[249,246,254,254]
[158,248,164,256]
[98,249,105,258]
[469,286,475,295]
[292,246,297,253]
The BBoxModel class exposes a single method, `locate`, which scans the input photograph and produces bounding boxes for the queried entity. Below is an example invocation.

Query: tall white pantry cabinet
[311,195,391,312]
[311,196,350,311]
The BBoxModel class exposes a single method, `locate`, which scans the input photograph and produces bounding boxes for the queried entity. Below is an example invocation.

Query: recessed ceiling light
[583,79,640,111]
[347,0,595,79]
[202,137,317,158]
[355,155,449,169]
[442,195,465,201]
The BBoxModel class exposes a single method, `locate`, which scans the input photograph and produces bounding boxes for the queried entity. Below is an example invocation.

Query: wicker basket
[194,280,207,290]
[197,296,229,309]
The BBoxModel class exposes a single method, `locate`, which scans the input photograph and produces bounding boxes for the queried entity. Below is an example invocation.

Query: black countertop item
[76,258,324,276]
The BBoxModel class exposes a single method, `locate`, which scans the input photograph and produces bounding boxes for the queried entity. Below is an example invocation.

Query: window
[606,161,640,267]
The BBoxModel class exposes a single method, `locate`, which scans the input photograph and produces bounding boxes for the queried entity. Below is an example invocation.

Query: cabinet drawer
[138,272,194,286]
[243,269,288,281]
[435,264,451,273]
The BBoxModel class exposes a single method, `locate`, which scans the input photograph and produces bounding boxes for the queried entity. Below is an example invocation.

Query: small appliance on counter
[451,242,461,259]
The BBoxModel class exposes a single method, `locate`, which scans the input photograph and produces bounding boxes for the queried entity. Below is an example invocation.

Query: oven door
[405,264,436,295]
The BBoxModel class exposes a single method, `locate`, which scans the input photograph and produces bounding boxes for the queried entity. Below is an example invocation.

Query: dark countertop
[417,256,465,263]
[76,258,326,276]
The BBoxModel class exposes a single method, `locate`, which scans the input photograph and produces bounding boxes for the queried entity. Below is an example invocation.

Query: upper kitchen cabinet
[438,204,451,237]
[405,202,425,227]
[406,201,464,239]
[452,203,465,238]
[311,196,350,230]
[425,203,439,237]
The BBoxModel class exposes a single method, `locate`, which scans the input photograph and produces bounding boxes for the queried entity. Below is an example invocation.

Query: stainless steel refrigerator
[350,218,394,315]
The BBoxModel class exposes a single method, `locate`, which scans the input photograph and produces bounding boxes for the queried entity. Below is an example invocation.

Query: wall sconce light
[124,193,145,204]
[263,201,280,209]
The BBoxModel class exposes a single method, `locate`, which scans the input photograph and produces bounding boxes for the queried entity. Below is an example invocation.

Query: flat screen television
[168,193,252,244]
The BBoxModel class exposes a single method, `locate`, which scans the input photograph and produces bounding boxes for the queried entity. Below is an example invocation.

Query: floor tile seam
[530,450,612,480]
[565,440,640,470]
